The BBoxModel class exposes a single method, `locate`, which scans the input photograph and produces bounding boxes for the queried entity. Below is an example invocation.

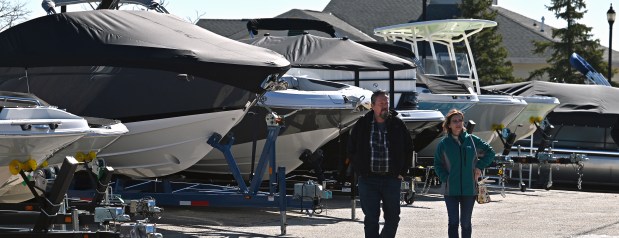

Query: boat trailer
[491,119,588,192]
[0,156,162,237]
[69,111,330,235]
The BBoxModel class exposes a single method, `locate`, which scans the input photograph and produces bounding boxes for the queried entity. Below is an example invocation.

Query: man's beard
[378,109,389,119]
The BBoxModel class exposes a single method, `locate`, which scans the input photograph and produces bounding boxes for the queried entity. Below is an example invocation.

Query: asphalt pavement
[154,185,619,238]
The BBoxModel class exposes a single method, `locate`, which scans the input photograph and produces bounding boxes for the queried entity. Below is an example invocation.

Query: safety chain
[498,165,507,198]
[420,167,433,194]
[577,161,584,190]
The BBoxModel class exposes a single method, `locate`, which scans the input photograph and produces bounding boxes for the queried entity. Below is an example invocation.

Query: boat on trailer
[0,10,290,178]
[187,75,373,177]
[373,19,559,161]
[0,92,92,203]
[0,92,128,203]
[248,32,446,155]
[486,81,619,186]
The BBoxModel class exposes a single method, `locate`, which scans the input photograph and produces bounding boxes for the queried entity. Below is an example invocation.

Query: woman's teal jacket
[434,131,496,196]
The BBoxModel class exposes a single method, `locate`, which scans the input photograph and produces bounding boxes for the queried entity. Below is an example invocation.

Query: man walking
[348,90,414,238]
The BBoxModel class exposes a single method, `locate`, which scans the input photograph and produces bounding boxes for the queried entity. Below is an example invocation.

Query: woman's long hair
[441,109,465,134]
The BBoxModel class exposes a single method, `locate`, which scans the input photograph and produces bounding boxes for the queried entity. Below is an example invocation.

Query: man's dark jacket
[347,110,414,177]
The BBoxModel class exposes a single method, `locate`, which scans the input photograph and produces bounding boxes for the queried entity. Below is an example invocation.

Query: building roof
[493,6,555,63]
[493,6,619,65]
[324,0,421,41]
[323,0,462,41]
[195,19,248,38]
[322,0,565,64]
[198,0,619,68]
[275,9,374,41]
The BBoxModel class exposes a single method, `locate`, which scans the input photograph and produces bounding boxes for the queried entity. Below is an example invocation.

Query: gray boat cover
[484,81,619,127]
[250,34,415,71]
[0,10,290,93]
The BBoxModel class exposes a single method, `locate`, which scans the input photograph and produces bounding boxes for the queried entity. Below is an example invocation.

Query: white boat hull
[0,183,37,203]
[417,91,479,115]
[46,121,129,165]
[463,95,527,143]
[186,76,372,178]
[0,107,90,202]
[417,95,527,160]
[489,96,559,152]
[0,133,86,194]
[98,109,245,178]
[0,128,127,203]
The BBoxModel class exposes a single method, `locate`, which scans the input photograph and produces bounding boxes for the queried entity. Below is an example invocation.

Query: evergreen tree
[459,0,516,85]
[530,0,608,84]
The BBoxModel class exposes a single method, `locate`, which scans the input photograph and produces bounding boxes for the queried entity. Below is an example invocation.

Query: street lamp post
[608,4,616,83]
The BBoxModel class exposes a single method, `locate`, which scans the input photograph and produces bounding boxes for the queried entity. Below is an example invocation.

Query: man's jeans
[444,195,476,238]
[358,175,401,238]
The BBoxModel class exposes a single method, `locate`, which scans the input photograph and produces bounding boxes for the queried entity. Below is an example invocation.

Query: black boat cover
[0,10,290,93]
[246,18,337,38]
[250,34,415,71]
[355,41,416,60]
[484,81,619,127]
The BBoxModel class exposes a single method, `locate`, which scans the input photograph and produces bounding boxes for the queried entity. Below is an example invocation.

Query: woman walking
[434,109,495,238]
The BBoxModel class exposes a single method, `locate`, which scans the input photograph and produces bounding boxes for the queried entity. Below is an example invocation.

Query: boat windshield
[420,53,471,77]
[0,96,42,108]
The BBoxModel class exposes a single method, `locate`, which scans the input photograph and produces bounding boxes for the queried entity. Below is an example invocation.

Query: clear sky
[22,0,618,47]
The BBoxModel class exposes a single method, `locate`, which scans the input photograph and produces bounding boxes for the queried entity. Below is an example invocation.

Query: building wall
[511,62,548,80]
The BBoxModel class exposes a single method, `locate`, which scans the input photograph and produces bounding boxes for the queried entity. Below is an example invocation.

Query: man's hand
[397,175,404,180]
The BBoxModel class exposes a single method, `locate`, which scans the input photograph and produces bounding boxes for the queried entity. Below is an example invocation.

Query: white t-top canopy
[374,19,497,44]
[374,19,498,94]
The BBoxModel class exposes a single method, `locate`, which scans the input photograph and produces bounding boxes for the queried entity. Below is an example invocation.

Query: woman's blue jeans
[358,175,401,238]
[444,195,476,238]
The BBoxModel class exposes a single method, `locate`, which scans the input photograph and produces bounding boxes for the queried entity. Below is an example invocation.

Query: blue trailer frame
[69,113,323,235]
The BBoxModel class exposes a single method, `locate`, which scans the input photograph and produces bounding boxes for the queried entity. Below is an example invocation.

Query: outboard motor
[501,131,517,156]
[465,120,476,133]
[534,119,555,158]
[299,149,326,183]
[395,92,418,110]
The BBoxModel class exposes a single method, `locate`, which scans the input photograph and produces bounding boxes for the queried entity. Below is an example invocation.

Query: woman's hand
[474,168,482,181]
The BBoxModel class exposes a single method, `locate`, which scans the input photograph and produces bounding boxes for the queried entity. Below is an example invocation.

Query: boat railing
[0,95,43,108]
[48,0,169,13]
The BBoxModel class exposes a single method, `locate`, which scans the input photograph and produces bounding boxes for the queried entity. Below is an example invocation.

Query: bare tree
[0,0,30,32]
[186,10,206,24]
